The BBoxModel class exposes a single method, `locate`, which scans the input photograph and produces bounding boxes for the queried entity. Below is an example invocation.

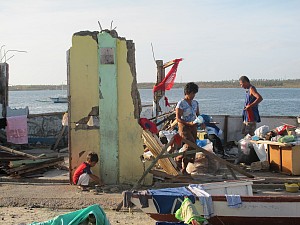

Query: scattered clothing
[122,191,134,208]
[137,190,149,208]
[225,194,242,208]
[122,190,149,208]
[175,197,206,224]
[188,184,214,219]
[148,187,195,214]
[6,115,28,144]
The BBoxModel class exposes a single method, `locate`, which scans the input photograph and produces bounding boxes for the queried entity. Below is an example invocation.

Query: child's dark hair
[87,152,99,163]
[184,82,199,95]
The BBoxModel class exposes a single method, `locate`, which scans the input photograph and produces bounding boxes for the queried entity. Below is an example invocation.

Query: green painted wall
[98,32,119,184]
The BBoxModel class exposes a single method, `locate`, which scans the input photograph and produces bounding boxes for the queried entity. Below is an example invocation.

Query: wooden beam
[250,140,291,147]
[154,60,165,121]
[0,145,38,159]
[163,60,175,69]
[7,157,64,175]
[135,135,176,188]
[226,165,238,180]
[52,126,67,150]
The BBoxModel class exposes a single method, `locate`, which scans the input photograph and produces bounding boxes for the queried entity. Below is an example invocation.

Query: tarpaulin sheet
[29,204,110,225]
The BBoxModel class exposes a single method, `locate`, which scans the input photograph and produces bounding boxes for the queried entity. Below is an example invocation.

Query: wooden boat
[50,96,68,103]
[129,180,300,225]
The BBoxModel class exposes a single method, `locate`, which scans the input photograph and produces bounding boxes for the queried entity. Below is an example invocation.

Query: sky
[1,0,300,85]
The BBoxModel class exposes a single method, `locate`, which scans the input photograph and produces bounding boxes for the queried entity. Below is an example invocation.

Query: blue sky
[1,0,299,85]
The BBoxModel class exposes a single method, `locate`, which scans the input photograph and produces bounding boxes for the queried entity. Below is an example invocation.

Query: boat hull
[131,194,300,225]
[50,97,68,103]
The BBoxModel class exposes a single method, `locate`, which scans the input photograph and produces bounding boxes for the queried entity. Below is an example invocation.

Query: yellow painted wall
[116,39,144,183]
[69,34,101,179]
[69,31,147,184]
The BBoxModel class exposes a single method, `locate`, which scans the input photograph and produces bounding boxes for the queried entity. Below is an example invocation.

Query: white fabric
[77,173,90,186]
[252,143,267,161]
[188,184,214,218]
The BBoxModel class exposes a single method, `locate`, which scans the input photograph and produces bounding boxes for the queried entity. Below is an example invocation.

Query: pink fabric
[6,115,28,144]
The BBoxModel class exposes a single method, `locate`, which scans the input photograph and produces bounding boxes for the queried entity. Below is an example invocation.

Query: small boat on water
[128,180,300,225]
[50,96,68,103]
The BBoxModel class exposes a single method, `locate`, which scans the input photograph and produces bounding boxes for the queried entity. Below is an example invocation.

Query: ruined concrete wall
[69,32,101,181]
[27,112,67,146]
[126,40,142,119]
[116,38,144,184]
[69,30,144,185]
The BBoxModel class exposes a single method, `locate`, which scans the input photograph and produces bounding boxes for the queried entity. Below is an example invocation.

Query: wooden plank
[6,157,64,174]
[250,140,291,147]
[163,60,175,69]
[150,169,193,183]
[13,161,62,176]
[136,134,176,187]
[0,145,38,159]
[9,158,52,168]
[142,130,179,176]
[226,165,238,180]
[52,126,67,150]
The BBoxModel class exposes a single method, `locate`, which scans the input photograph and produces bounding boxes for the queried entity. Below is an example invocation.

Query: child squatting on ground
[72,151,104,190]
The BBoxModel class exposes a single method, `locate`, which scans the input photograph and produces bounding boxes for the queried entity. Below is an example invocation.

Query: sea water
[8,88,300,116]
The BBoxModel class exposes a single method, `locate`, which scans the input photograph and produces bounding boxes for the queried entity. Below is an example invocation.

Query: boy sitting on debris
[72,151,104,190]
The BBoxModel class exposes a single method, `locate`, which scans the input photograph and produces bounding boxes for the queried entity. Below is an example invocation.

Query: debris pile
[0,144,67,178]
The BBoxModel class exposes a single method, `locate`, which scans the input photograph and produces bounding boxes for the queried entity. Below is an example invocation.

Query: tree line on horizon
[8,79,300,91]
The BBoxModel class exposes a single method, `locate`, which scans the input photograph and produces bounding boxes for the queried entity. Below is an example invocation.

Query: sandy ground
[0,207,155,225]
[0,183,155,225]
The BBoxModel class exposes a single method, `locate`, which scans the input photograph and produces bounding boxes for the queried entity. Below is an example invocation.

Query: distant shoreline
[8,79,300,91]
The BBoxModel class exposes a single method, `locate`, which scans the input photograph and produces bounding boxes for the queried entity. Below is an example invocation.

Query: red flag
[153,58,183,92]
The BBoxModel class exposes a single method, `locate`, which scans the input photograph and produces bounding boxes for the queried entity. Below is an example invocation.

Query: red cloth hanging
[153,58,183,92]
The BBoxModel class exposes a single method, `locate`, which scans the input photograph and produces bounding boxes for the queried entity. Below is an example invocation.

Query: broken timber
[0,145,39,159]
[116,131,254,211]
[52,126,67,150]
[6,157,64,176]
